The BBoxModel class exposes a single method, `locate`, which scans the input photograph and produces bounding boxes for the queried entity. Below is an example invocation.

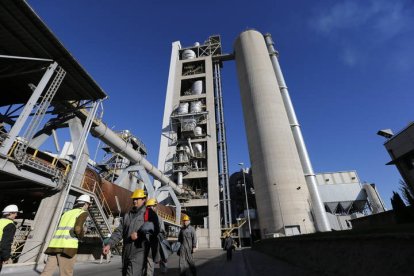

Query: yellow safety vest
[0,219,14,240]
[48,208,86,249]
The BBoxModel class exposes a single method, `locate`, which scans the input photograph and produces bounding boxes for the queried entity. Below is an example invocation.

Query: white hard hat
[76,194,91,204]
[2,204,20,214]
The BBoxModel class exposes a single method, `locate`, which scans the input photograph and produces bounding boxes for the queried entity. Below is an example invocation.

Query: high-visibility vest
[48,208,86,249]
[0,219,14,240]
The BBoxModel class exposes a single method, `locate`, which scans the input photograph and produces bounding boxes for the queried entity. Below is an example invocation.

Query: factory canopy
[0,0,107,107]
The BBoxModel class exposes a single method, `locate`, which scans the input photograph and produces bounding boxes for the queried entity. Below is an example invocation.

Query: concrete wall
[253,225,414,275]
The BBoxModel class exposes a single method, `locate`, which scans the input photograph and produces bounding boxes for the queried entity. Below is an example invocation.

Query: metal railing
[11,223,32,261]
[81,174,114,219]
[7,140,70,180]
[222,218,247,238]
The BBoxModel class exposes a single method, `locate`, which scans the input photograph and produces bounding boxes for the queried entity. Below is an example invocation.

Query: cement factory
[0,0,390,270]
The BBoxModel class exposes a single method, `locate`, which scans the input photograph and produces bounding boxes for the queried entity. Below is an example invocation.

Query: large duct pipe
[363,184,386,214]
[90,122,187,195]
[68,103,190,195]
[234,30,315,236]
[264,33,331,232]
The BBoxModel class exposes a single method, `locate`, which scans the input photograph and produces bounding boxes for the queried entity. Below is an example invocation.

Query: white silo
[234,30,315,236]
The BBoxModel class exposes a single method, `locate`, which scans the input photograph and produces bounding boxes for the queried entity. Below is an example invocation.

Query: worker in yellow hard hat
[178,214,197,275]
[182,214,190,222]
[144,198,168,275]
[103,189,158,275]
[146,198,157,207]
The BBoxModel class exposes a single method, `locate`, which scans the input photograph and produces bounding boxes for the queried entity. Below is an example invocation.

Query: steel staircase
[222,218,247,238]
[73,177,123,253]
[70,185,113,240]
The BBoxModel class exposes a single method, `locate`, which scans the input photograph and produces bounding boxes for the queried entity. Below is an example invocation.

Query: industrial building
[156,36,232,248]
[229,169,386,235]
[0,0,185,265]
[316,171,386,230]
[380,122,414,193]
[157,29,334,245]
[0,0,387,269]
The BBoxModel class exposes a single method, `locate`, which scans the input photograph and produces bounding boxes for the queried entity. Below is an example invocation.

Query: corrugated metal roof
[0,0,107,106]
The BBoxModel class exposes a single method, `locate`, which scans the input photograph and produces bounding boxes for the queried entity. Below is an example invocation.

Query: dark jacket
[224,237,233,250]
[0,222,16,261]
[107,205,159,259]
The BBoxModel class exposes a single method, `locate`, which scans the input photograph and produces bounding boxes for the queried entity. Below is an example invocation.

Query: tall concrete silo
[234,30,315,236]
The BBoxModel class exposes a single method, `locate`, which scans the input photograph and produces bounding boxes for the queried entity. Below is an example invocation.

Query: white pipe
[264,33,331,232]
[363,184,386,214]
[187,138,195,156]
[177,172,183,187]
[91,122,187,194]
[70,103,193,196]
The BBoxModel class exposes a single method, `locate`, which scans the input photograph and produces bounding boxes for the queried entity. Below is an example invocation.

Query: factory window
[182,60,205,76]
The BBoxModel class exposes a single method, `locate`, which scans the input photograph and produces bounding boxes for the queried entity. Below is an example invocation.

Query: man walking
[41,194,91,276]
[145,198,171,275]
[178,215,197,276]
[223,234,234,261]
[103,189,157,276]
[0,204,20,272]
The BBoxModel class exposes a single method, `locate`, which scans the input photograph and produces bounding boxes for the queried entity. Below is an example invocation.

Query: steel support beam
[0,62,58,156]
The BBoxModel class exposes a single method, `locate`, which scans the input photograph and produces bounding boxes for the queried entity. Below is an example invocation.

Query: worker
[41,194,91,276]
[223,234,234,261]
[178,214,197,276]
[0,204,20,272]
[102,189,156,276]
[145,198,169,275]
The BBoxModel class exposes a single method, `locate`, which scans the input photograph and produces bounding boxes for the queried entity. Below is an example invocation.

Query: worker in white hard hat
[0,205,20,272]
[41,194,91,276]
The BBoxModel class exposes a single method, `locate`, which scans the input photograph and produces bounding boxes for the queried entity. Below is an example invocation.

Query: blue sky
[27,0,414,208]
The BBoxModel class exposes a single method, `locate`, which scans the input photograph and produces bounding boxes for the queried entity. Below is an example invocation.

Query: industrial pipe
[363,184,386,214]
[264,33,331,232]
[91,122,187,194]
[69,103,193,196]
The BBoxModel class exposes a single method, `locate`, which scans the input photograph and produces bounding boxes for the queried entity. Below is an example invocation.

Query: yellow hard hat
[146,198,157,206]
[182,214,190,221]
[130,189,146,199]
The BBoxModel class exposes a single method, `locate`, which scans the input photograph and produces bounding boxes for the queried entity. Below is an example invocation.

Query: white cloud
[341,48,357,67]
[310,0,414,69]
[312,0,413,38]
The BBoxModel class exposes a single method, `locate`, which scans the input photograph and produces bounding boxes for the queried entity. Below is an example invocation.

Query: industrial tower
[157,36,232,248]
[159,30,331,242]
